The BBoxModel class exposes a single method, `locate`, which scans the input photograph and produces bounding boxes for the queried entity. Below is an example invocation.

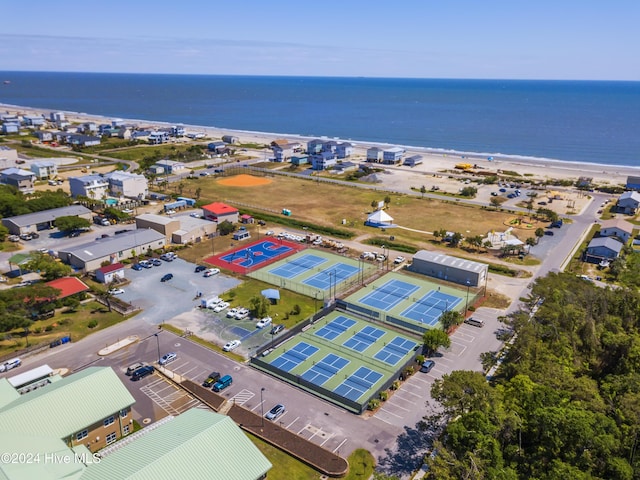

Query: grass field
[174,174,515,250]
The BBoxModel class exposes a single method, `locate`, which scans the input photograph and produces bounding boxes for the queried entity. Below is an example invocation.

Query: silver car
[265,404,285,421]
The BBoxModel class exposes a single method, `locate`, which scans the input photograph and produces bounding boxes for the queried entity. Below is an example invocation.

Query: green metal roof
[0,431,85,480]
[79,409,272,480]
[0,367,134,440]
[0,378,20,409]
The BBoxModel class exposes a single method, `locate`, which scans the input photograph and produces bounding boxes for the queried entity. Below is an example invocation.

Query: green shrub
[468,305,476,311]
[415,354,425,365]
[44,325,54,332]
[87,320,98,329]
[368,399,380,411]
[291,304,301,315]
[390,380,401,391]
[379,391,389,401]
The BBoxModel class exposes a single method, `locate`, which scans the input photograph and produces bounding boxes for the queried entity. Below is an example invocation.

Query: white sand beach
[3,103,640,186]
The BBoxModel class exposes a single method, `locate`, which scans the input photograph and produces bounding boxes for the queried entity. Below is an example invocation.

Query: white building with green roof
[79,409,272,480]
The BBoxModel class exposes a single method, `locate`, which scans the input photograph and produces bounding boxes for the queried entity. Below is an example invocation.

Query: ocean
[1,72,639,167]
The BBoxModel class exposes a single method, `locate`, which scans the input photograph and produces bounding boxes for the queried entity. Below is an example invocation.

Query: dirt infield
[217,174,273,187]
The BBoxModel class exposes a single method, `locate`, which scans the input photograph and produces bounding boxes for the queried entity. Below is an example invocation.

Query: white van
[0,358,22,372]
[464,318,485,328]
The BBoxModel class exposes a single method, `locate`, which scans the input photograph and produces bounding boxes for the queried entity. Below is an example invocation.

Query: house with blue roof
[584,236,624,263]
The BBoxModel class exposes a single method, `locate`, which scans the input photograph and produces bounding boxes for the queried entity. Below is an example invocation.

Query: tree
[54,215,91,233]
[420,185,426,198]
[217,220,236,236]
[195,187,202,200]
[371,200,378,210]
[448,232,463,247]
[534,227,545,243]
[24,252,72,280]
[459,186,477,197]
[423,328,451,355]
[525,198,535,220]
[490,196,505,210]
[384,195,391,209]
[440,310,463,331]
[482,240,493,251]
[249,295,270,318]
[525,237,536,248]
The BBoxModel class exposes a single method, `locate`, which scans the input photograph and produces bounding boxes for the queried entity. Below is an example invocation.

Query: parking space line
[452,332,476,342]
[397,388,422,398]
[333,438,348,453]
[376,407,403,419]
[297,424,308,435]
[320,433,334,446]
[386,402,409,412]
[180,365,200,377]
[391,394,417,405]
[287,416,299,429]
[230,389,254,406]
[250,400,264,413]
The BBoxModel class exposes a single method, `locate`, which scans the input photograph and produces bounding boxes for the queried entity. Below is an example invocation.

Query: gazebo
[365,210,394,228]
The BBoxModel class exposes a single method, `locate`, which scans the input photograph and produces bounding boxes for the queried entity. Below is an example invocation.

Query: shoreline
[2,102,639,185]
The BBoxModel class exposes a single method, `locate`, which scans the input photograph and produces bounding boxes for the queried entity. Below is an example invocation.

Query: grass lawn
[344,449,376,480]
[246,433,322,480]
[0,300,134,355]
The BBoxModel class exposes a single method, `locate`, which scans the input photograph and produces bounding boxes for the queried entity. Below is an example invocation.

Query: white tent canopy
[367,210,394,224]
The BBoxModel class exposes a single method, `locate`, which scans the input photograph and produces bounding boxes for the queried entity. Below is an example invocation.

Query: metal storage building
[408,250,488,287]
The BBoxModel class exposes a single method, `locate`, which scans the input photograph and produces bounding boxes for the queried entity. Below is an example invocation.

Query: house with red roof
[45,277,90,299]
[95,262,125,284]
[202,202,239,224]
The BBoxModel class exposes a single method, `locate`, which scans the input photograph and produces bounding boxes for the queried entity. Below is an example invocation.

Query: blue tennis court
[301,353,350,386]
[343,325,386,353]
[219,240,293,268]
[315,316,357,341]
[303,263,360,289]
[374,336,419,365]
[401,291,462,326]
[358,279,419,311]
[334,367,384,402]
[270,341,319,372]
[268,254,327,279]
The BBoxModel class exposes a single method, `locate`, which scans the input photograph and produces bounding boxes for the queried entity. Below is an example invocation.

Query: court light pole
[260,388,265,427]
[154,333,161,364]
[465,280,471,313]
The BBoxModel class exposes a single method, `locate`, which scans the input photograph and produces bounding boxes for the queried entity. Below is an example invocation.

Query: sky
[1,0,638,80]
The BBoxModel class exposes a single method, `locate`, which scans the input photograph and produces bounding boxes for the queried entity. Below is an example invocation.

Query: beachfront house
[626,176,640,191]
[616,191,640,215]
[584,237,623,263]
[311,152,337,170]
[69,174,109,200]
[291,155,309,166]
[366,147,384,163]
[208,141,227,153]
[272,143,297,162]
[222,135,239,144]
[1,122,20,134]
[35,131,53,143]
[335,142,354,158]
[148,131,170,144]
[404,154,423,167]
[382,147,405,164]
[307,139,326,155]
[23,115,46,127]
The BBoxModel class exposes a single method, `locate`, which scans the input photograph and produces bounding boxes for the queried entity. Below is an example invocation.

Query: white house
[0,167,36,193]
[151,159,185,174]
[336,142,354,159]
[95,263,125,284]
[148,131,170,144]
[0,146,18,169]
[68,174,109,200]
[617,191,640,215]
[366,147,384,163]
[382,147,405,164]
[105,171,148,199]
[311,152,337,170]
[599,218,634,243]
[30,160,59,180]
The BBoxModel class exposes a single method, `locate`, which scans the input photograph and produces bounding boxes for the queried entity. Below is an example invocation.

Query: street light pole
[260,388,265,427]
[154,333,161,364]
[465,280,471,313]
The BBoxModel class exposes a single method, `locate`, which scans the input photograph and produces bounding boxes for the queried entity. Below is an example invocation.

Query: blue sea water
[1,72,639,167]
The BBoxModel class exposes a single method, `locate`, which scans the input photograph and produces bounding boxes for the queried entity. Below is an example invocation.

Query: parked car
[132,263,143,271]
[203,268,220,277]
[393,256,406,264]
[212,374,233,392]
[223,340,241,352]
[0,358,21,373]
[139,260,152,269]
[265,404,286,421]
[68,231,81,238]
[265,230,274,236]
[544,230,554,236]
[195,265,206,273]
[108,288,125,295]
[202,371,221,388]
[126,362,146,375]
[160,252,177,262]
[160,273,174,282]
[270,324,285,335]
[213,302,229,313]
[151,258,162,266]
[131,365,155,381]
[159,352,177,365]
[256,317,272,329]
[226,308,239,318]
[420,360,435,373]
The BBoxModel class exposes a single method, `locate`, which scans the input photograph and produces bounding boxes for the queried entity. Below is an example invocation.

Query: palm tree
[534,227,545,244]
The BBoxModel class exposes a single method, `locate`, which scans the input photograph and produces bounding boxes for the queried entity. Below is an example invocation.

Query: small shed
[240,214,254,224]
[95,263,125,284]
[232,230,251,241]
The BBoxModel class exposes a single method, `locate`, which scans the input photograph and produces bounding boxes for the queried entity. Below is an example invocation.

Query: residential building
[202,202,239,224]
[35,131,53,142]
[22,115,46,127]
[599,218,634,243]
[58,229,166,271]
[584,237,624,263]
[67,134,101,147]
[333,161,358,174]
[382,147,405,164]
[0,167,36,193]
[30,160,59,179]
[335,142,354,158]
[617,191,640,214]
[95,263,125,284]
[310,151,337,170]
[307,138,326,155]
[366,147,384,163]
[150,159,185,174]
[0,146,18,169]
[49,111,65,123]
[45,277,91,300]
[69,175,109,200]
[403,155,423,167]
[222,134,239,144]
[2,205,93,235]
[105,171,148,199]
[170,125,185,137]
[272,143,297,162]
[626,176,640,191]
[291,155,309,166]
[1,122,19,134]
[148,131,170,144]
[408,250,488,288]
